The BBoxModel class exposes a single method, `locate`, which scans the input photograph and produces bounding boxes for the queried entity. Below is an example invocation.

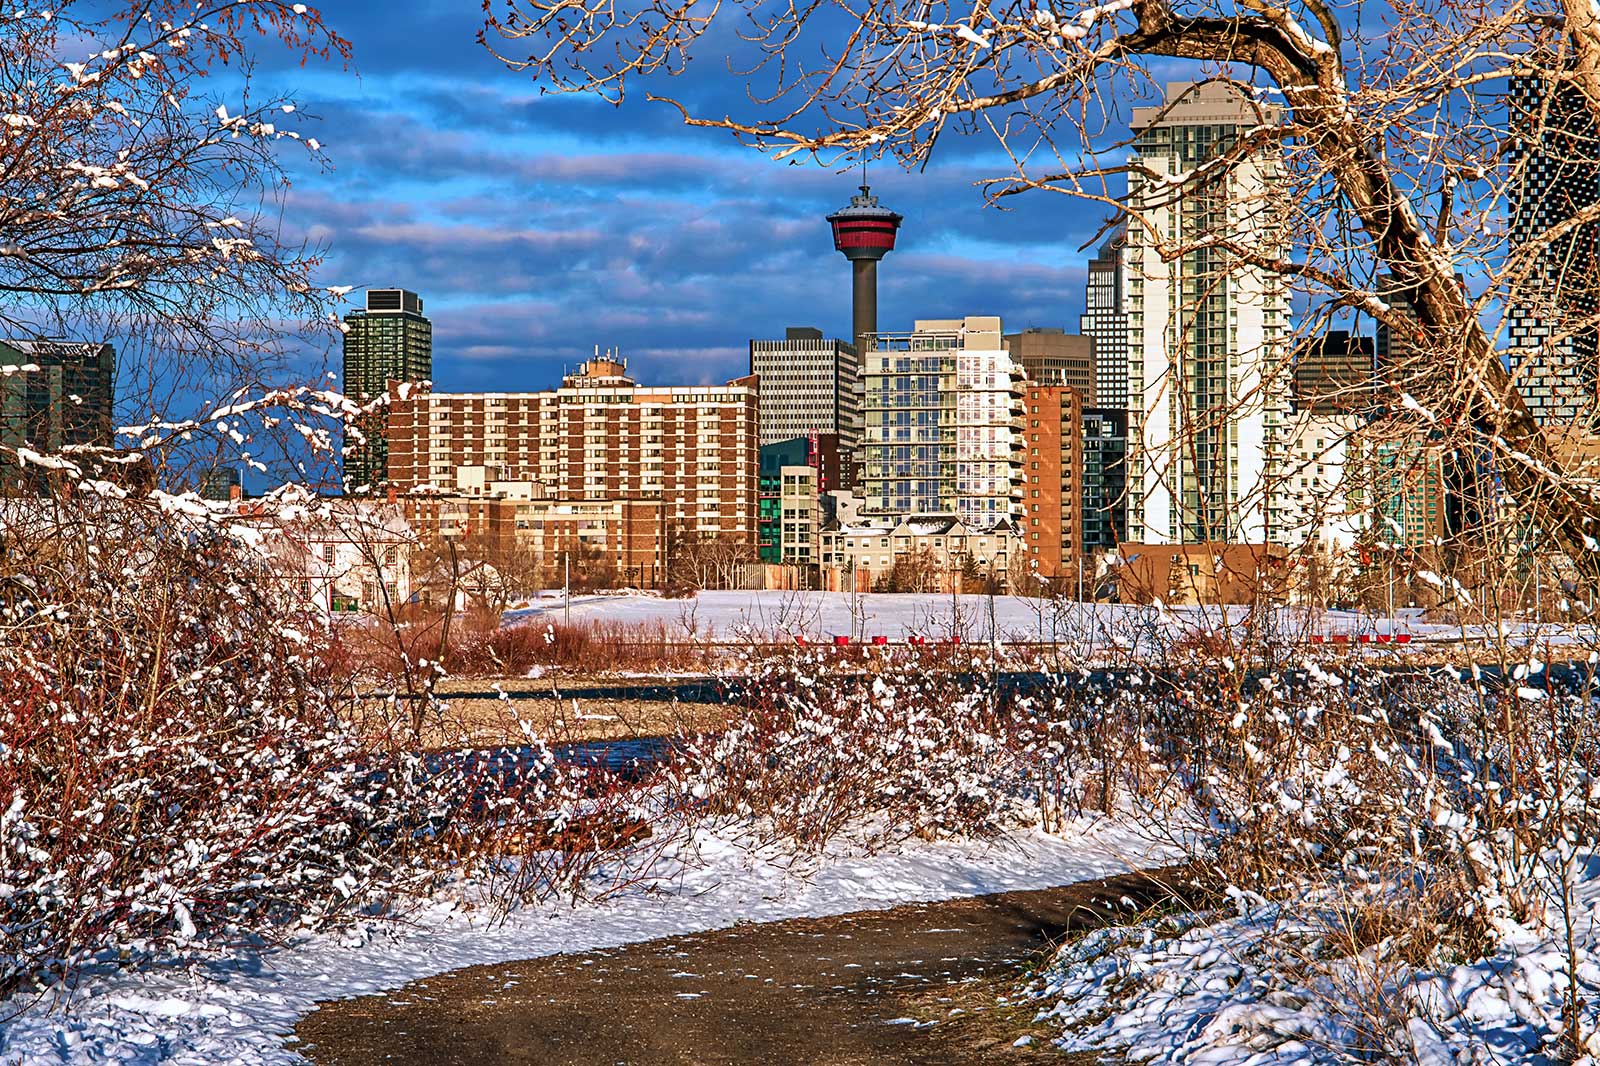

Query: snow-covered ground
[505,590,1593,649]
[1034,859,1600,1063]
[0,818,1168,1065]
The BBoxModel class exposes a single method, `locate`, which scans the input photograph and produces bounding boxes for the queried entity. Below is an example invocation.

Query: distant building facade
[1116,542,1294,605]
[402,490,666,588]
[820,515,1021,593]
[758,435,840,568]
[342,289,432,493]
[1293,331,1377,415]
[1269,413,1365,551]
[860,316,1024,528]
[1004,329,1096,402]
[1019,383,1086,584]
[1507,71,1600,425]
[385,357,759,547]
[1081,407,1128,559]
[199,466,242,502]
[749,328,860,451]
[1124,82,1291,544]
[0,339,115,489]
[239,496,414,618]
[1081,230,1129,410]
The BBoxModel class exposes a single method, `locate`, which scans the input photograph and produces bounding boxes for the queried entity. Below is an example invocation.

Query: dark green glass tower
[341,289,431,493]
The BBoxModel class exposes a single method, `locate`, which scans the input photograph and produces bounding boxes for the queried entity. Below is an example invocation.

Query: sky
[271,1,1119,393]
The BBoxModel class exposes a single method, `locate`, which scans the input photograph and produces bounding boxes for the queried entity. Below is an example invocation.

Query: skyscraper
[859,316,1024,528]
[1123,82,1291,544]
[749,327,860,450]
[1293,330,1376,415]
[0,338,115,489]
[342,289,432,493]
[827,184,902,356]
[1080,229,1129,410]
[1507,72,1600,425]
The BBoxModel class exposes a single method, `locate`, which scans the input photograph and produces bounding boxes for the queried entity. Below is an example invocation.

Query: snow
[0,819,1168,1065]
[500,590,1593,651]
[1033,859,1600,1063]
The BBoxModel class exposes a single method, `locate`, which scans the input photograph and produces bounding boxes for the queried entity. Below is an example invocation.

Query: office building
[1362,435,1448,548]
[1081,407,1128,558]
[749,328,860,450]
[342,289,432,492]
[1123,82,1292,544]
[859,316,1025,528]
[385,356,759,546]
[1507,72,1600,425]
[1004,329,1096,401]
[199,465,242,502]
[1081,229,1129,410]
[1293,331,1377,415]
[0,339,115,488]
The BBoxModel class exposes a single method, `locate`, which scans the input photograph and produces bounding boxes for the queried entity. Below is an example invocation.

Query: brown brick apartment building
[402,493,668,587]
[1020,383,1087,584]
[385,358,760,576]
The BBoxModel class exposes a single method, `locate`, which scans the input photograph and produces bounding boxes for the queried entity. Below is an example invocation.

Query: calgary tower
[826,183,903,355]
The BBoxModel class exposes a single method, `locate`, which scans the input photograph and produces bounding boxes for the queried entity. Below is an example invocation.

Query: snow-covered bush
[0,498,646,994]
[667,652,1166,852]
[0,500,412,992]
[1030,657,1600,1062]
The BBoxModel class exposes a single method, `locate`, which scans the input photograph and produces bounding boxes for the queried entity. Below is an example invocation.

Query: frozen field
[505,590,1584,648]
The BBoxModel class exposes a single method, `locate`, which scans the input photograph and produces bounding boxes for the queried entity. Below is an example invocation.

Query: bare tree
[484,0,1600,592]
[0,0,351,491]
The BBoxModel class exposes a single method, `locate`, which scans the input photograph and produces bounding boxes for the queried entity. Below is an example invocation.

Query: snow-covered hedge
[0,500,631,995]
[668,654,1171,852]
[1031,660,1600,1062]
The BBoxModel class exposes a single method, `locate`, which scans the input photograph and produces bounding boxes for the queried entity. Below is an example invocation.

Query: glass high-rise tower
[1507,72,1600,426]
[341,289,432,493]
[1123,82,1291,544]
[860,315,1024,528]
[1080,229,1128,410]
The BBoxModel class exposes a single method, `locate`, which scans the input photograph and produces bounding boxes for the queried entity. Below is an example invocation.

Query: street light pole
[564,549,570,627]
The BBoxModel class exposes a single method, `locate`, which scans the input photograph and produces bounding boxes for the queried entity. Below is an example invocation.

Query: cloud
[268,2,1111,400]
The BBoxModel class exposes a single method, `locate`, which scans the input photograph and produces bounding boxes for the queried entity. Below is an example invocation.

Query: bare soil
[294,867,1192,1066]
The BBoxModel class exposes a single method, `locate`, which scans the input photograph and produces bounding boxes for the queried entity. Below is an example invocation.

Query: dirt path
[295,867,1188,1065]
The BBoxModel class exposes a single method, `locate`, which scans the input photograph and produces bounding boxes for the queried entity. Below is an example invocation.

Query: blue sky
[273,1,1117,392]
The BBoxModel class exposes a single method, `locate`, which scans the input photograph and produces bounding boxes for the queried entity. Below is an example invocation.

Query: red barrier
[832,635,850,646]
[871,635,888,646]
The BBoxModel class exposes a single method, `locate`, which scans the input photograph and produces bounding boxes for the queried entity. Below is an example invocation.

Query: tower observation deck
[826,184,902,355]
